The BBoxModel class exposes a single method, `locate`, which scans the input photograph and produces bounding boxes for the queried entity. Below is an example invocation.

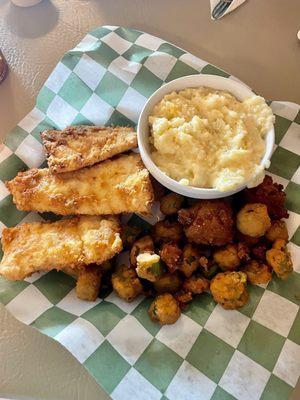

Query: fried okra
[160,193,184,215]
[266,239,293,279]
[153,220,183,243]
[199,256,209,269]
[251,242,268,261]
[213,244,240,271]
[136,253,163,282]
[242,260,272,285]
[121,224,142,249]
[180,244,200,277]
[160,242,182,273]
[183,275,209,295]
[112,264,143,301]
[178,200,234,246]
[130,235,154,266]
[244,175,289,220]
[210,271,249,310]
[235,231,260,247]
[237,203,271,238]
[76,266,102,301]
[149,293,181,325]
[266,220,288,242]
[174,290,193,306]
[237,242,250,262]
[201,263,219,279]
[153,271,182,293]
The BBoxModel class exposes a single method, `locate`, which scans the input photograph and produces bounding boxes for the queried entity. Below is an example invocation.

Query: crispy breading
[251,241,268,261]
[153,272,182,293]
[76,265,102,301]
[180,244,200,278]
[112,264,143,302]
[183,275,209,295]
[174,290,193,307]
[41,125,137,173]
[130,235,154,267]
[6,153,154,215]
[159,242,182,273]
[0,216,122,280]
[148,293,181,325]
[237,203,271,238]
[136,252,163,282]
[266,220,288,242]
[244,175,289,220]
[213,244,240,271]
[178,200,234,246]
[210,271,249,310]
[152,220,183,243]
[242,260,272,285]
[159,193,184,215]
[266,239,293,279]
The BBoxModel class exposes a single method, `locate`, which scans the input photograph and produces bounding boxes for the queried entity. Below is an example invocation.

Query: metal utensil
[212,0,233,19]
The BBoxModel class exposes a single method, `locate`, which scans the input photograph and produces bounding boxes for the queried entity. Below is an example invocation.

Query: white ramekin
[137,74,275,199]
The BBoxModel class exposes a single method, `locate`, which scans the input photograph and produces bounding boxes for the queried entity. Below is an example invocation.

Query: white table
[0,0,299,398]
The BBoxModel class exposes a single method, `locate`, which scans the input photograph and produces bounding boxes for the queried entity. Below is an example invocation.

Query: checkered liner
[0,26,299,400]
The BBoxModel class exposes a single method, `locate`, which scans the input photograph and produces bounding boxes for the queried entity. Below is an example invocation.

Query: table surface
[0,0,299,399]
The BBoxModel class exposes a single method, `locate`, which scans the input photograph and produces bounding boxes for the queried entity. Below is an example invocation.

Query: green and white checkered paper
[0,26,299,400]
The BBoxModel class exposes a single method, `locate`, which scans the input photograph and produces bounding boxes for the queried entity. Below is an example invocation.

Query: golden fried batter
[200,263,219,279]
[237,203,271,238]
[174,290,193,306]
[149,293,181,325]
[76,265,102,301]
[160,242,182,273]
[121,224,142,249]
[213,244,240,271]
[242,260,272,285]
[179,244,200,277]
[244,175,289,220]
[0,216,122,280]
[235,231,260,247]
[266,239,293,279]
[63,266,80,279]
[153,271,182,293]
[178,200,234,246]
[153,220,183,243]
[136,253,163,282]
[251,242,268,261]
[130,235,154,267]
[41,125,137,173]
[6,153,153,215]
[112,264,143,301]
[210,271,249,310]
[183,275,209,294]
[160,193,184,215]
[266,220,288,242]
[237,242,250,262]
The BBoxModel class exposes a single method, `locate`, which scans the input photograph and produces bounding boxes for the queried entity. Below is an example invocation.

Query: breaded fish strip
[6,153,154,215]
[41,125,137,173]
[0,216,122,280]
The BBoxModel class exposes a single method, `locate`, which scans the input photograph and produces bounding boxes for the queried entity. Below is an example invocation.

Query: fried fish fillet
[41,125,137,173]
[6,153,154,215]
[0,216,122,280]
